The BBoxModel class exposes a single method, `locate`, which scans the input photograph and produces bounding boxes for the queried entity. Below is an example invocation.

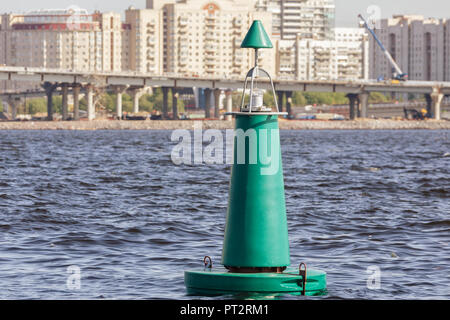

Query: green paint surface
[241,20,273,49]
[222,115,290,268]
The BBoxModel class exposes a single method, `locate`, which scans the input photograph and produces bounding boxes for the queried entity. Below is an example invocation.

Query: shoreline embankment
[0,119,449,130]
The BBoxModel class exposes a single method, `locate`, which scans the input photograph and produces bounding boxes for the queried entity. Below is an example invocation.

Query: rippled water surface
[0,129,449,299]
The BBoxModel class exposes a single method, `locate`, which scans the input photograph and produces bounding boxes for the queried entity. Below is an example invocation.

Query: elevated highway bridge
[0,67,448,121]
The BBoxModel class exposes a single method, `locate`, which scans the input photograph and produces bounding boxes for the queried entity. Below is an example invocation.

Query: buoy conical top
[241,20,273,49]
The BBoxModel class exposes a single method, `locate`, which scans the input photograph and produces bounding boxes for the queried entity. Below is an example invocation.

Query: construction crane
[358,14,408,82]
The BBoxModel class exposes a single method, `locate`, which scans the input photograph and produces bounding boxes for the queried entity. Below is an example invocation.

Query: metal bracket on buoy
[299,263,307,296]
[203,256,212,270]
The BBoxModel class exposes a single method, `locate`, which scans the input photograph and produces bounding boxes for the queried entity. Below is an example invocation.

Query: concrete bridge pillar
[359,92,369,118]
[214,89,221,119]
[116,90,123,120]
[114,86,128,120]
[276,91,284,113]
[205,88,212,119]
[347,93,359,120]
[172,87,179,120]
[11,102,17,120]
[129,88,144,114]
[2,100,9,114]
[73,84,81,121]
[7,98,18,120]
[285,91,293,119]
[133,92,139,114]
[46,91,53,121]
[431,88,444,120]
[162,87,169,119]
[43,82,58,121]
[425,94,433,118]
[86,85,95,121]
[225,90,233,121]
[61,83,69,121]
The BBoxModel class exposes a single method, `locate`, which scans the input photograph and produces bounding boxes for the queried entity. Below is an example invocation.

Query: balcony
[205,62,217,68]
[204,33,215,41]
[233,18,242,27]
[232,29,241,35]
[204,45,217,52]
[179,17,188,26]
[179,38,188,46]
[179,57,188,66]
[233,60,241,67]
[147,37,155,47]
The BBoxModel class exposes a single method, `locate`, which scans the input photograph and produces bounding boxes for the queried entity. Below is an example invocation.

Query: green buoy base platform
[185,267,327,297]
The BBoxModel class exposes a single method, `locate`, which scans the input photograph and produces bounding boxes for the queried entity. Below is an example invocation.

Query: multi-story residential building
[334,28,369,80]
[124,7,164,74]
[0,0,367,89]
[276,39,297,78]
[141,0,275,77]
[0,9,124,72]
[257,0,335,40]
[369,15,449,81]
[0,8,128,91]
[276,27,368,80]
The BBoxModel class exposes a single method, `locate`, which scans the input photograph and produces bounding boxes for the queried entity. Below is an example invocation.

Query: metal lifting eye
[299,262,307,296]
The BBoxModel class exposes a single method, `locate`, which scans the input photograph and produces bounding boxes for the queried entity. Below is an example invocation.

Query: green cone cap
[241,20,273,49]
[222,115,289,268]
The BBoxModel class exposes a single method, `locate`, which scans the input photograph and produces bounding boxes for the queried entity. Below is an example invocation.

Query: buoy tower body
[184,21,327,296]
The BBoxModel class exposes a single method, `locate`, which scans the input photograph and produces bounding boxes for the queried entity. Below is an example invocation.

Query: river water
[0,129,448,299]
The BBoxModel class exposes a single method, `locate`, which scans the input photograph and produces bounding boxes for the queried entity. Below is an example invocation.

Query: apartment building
[124,7,164,74]
[0,0,367,86]
[141,0,275,77]
[256,0,335,40]
[369,15,449,81]
[0,9,124,72]
[335,28,369,80]
[276,27,368,80]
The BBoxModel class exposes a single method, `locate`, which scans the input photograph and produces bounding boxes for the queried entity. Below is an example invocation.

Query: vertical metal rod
[248,67,257,114]
[240,77,249,111]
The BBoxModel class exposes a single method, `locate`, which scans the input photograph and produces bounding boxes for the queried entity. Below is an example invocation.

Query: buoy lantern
[184,20,327,296]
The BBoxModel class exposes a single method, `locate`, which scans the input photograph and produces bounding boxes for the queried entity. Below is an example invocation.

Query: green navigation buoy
[185,21,327,297]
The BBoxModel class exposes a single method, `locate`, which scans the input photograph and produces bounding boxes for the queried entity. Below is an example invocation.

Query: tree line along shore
[0,90,422,117]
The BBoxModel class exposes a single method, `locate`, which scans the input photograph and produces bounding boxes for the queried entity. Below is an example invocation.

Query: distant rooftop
[25,8,90,16]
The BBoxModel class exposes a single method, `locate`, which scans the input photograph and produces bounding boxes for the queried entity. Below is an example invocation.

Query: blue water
[0,130,448,299]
